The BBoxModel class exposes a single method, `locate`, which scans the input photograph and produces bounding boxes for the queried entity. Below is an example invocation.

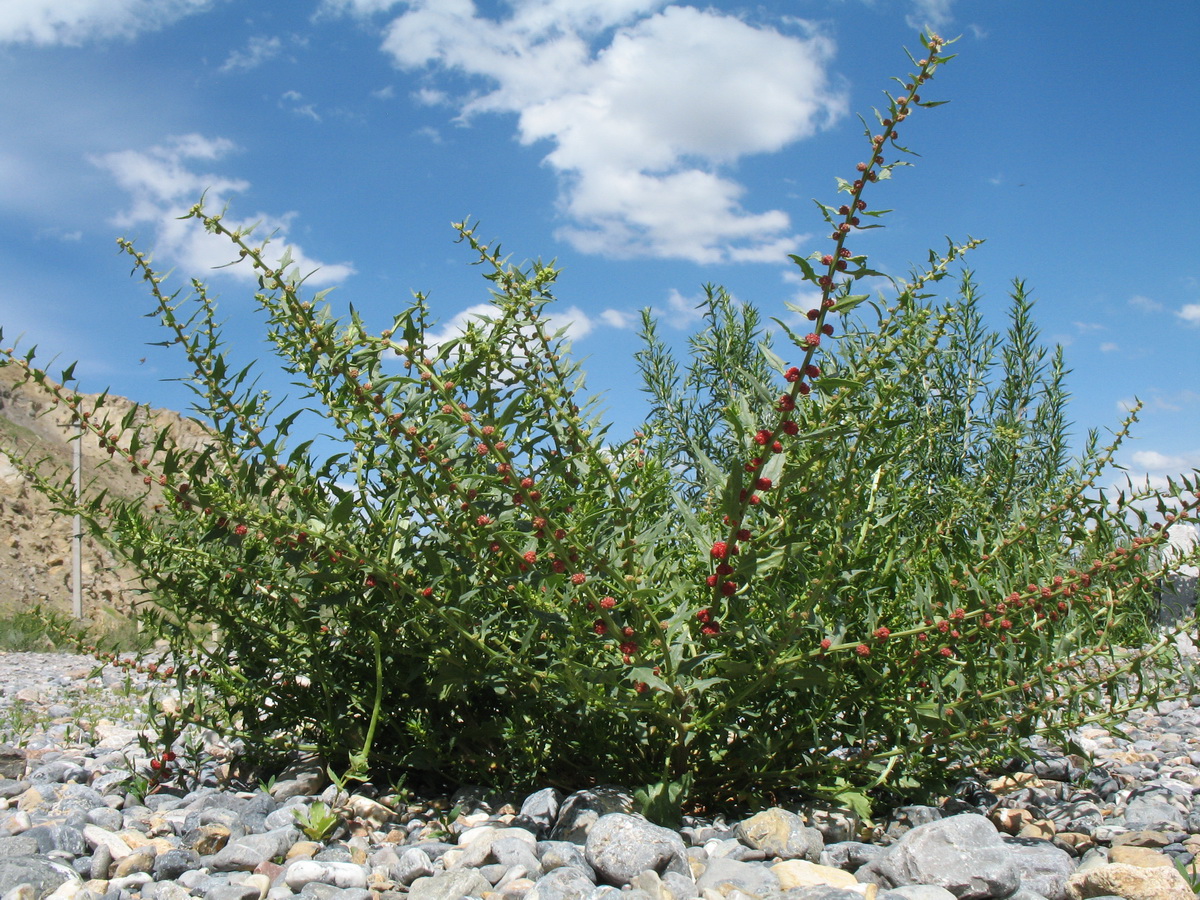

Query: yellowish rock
[1016,819,1056,840]
[771,860,859,891]
[1065,862,1195,900]
[192,824,231,856]
[986,773,1040,794]
[241,873,271,900]
[1109,845,1174,868]
[1053,832,1095,854]
[285,841,321,860]
[990,808,1033,835]
[112,847,156,878]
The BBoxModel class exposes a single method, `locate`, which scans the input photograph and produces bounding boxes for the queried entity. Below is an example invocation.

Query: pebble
[3,649,1200,900]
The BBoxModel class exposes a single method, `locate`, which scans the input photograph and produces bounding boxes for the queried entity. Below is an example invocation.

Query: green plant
[293,800,342,842]
[1175,857,1200,895]
[1,33,1197,817]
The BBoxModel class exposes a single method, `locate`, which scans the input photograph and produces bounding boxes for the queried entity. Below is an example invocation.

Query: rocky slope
[0,364,210,625]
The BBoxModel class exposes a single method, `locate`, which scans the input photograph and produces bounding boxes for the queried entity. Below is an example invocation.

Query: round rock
[585,814,687,886]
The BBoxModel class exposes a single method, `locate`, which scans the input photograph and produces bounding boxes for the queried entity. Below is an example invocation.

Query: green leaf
[815,377,863,396]
[788,254,819,284]
[832,294,871,314]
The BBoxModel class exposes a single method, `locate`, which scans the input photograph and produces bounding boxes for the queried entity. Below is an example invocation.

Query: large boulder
[857,814,1021,900]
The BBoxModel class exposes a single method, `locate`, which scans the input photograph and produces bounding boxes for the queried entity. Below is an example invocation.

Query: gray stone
[150,882,194,900]
[884,807,943,842]
[390,848,434,886]
[0,838,38,859]
[525,867,597,900]
[298,886,371,900]
[28,761,88,785]
[516,789,563,838]
[204,885,261,900]
[283,861,369,891]
[537,842,594,879]
[0,745,27,780]
[585,814,687,886]
[878,888,957,900]
[152,849,201,882]
[24,825,86,859]
[0,858,78,900]
[661,871,699,900]
[0,782,30,801]
[1122,798,1186,830]
[407,868,493,900]
[208,827,299,872]
[1001,837,1073,900]
[857,814,1021,900]
[89,846,111,881]
[781,888,871,900]
[694,857,780,896]
[820,842,883,872]
[735,809,822,862]
[84,809,122,833]
[549,789,634,844]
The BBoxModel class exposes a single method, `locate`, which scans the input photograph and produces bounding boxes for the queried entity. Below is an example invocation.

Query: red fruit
[593,620,607,635]
[720,581,737,596]
[756,477,772,491]
[700,623,720,636]
[710,541,730,559]
[150,759,163,771]
[784,367,801,382]
[600,596,616,609]
[523,550,538,565]
[820,638,832,651]
[803,333,820,348]
[162,751,177,762]
[855,644,870,657]
[570,573,587,585]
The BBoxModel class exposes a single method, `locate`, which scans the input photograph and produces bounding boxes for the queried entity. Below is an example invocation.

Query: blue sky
[1,0,1198,494]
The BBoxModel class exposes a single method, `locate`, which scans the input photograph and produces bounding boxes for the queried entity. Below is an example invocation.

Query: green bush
[2,33,1197,816]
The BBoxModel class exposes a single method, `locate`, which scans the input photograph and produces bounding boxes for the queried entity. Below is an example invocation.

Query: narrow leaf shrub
[2,34,1197,814]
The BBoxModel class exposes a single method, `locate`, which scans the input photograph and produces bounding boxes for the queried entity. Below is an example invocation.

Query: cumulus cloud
[0,0,215,46]
[1130,294,1163,312]
[221,35,282,72]
[91,134,354,286]
[1178,303,1200,325]
[906,0,955,31]
[1129,450,1200,474]
[341,1,845,263]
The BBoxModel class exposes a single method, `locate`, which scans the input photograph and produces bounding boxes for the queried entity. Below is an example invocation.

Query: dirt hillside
[0,364,210,624]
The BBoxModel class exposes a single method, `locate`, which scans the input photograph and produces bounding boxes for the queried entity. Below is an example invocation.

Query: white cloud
[1178,303,1200,325]
[1130,294,1163,312]
[281,90,321,122]
[1130,450,1200,474]
[599,309,635,329]
[221,35,282,72]
[0,0,215,46]
[906,0,954,32]
[1099,342,1118,353]
[354,1,845,263]
[91,134,354,286]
